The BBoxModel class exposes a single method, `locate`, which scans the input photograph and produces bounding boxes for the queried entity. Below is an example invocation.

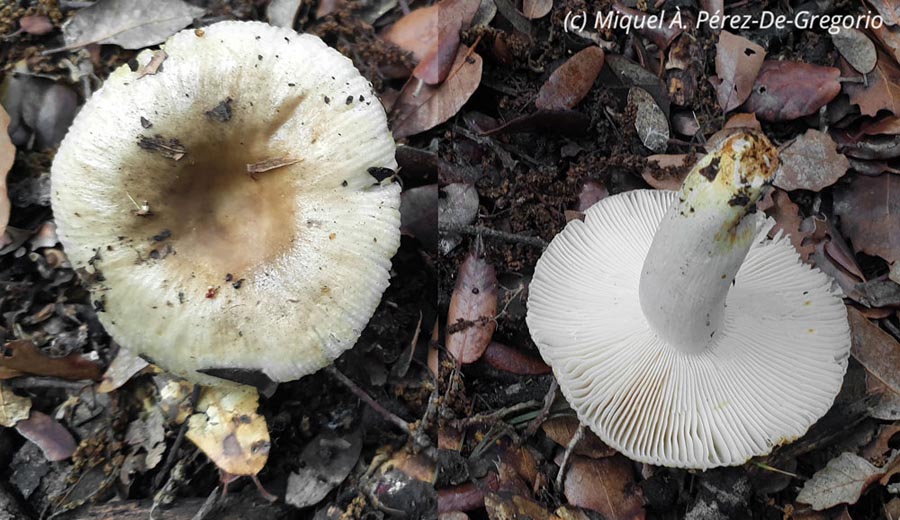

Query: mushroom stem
[638,131,779,354]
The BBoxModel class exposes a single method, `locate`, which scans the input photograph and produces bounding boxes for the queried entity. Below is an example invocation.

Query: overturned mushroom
[526,131,851,469]
[51,21,400,387]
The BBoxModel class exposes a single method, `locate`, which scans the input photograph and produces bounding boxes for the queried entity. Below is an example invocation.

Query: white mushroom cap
[51,21,400,386]
[527,141,850,469]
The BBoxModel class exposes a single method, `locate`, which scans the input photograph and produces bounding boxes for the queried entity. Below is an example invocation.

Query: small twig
[556,424,585,490]
[752,461,801,480]
[190,486,220,520]
[521,380,558,441]
[326,367,411,433]
[451,400,542,429]
[439,223,548,248]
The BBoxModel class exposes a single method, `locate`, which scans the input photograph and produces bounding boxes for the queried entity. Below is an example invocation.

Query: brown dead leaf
[576,179,608,211]
[381,4,438,61]
[848,307,900,399]
[833,174,900,264]
[642,154,693,190]
[842,49,900,117]
[562,455,645,519]
[438,482,485,513]
[868,0,900,26]
[863,423,900,459]
[712,31,765,112]
[858,115,900,136]
[832,28,877,74]
[15,410,77,461]
[412,0,480,84]
[482,342,549,374]
[741,60,841,121]
[872,22,900,65]
[286,431,362,508]
[392,45,483,138]
[0,340,102,381]
[761,190,815,261]
[774,129,849,191]
[446,246,498,364]
[186,385,270,476]
[796,451,898,510]
[97,348,151,393]
[611,2,682,49]
[535,46,604,111]
[0,104,13,239]
[522,0,552,19]
[542,416,616,458]
[18,15,54,35]
[484,491,552,520]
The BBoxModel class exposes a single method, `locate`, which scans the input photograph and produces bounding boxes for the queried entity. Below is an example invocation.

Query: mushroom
[51,21,400,387]
[526,131,851,469]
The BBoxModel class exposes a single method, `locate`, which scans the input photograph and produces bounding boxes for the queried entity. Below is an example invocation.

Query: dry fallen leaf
[484,491,552,520]
[833,173,900,264]
[400,184,439,250]
[18,15,54,36]
[446,245,498,364]
[741,60,841,121]
[124,405,166,469]
[761,190,815,262]
[412,0,480,84]
[712,30,765,112]
[629,87,669,153]
[481,341,550,375]
[522,0,552,19]
[842,49,900,117]
[97,347,151,393]
[186,385,270,477]
[59,0,205,51]
[0,383,31,427]
[392,45,483,138]
[381,4,439,61]
[832,27,877,74]
[535,46,605,111]
[797,451,898,510]
[0,104,13,240]
[542,416,616,458]
[642,154,693,190]
[439,183,479,229]
[848,307,900,399]
[562,454,645,519]
[15,410,77,462]
[774,129,849,192]
[611,2,682,49]
[286,430,362,508]
[576,179,608,211]
[0,340,102,381]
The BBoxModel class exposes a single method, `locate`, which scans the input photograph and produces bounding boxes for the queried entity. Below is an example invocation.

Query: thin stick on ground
[439,223,548,248]
[326,366,411,433]
[522,379,558,441]
[556,424,585,491]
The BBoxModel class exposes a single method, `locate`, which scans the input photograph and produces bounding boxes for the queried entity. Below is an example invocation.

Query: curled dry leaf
[0,104,13,239]
[741,61,841,121]
[712,30,765,112]
[605,54,670,116]
[413,0,480,84]
[832,28,877,74]
[535,46,604,111]
[797,451,898,510]
[0,384,31,427]
[562,454,645,519]
[60,0,205,51]
[446,246,498,364]
[15,411,77,462]
[833,173,900,264]
[848,307,900,399]
[629,87,669,153]
[522,0,552,19]
[0,340,102,381]
[774,129,849,192]
[186,385,270,477]
[858,114,900,136]
[481,341,550,375]
[286,430,362,508]
[392,45,483,138]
